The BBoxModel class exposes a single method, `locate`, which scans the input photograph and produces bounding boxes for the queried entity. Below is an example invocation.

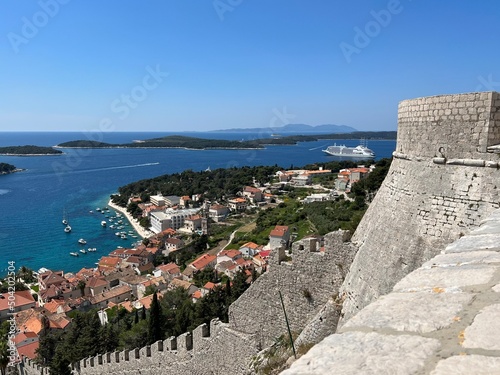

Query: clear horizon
[2,1,500,133]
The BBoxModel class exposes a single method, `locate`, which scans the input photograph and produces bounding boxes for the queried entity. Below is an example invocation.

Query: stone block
[393,264,496,292]
[431,355,500,375]
[463,304,500,350]
[341,291,473,334]
[281,331,440,375]
[445,233,500,253]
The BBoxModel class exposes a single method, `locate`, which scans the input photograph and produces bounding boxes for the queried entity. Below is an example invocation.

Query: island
[0,145,63,156]
[0,162,23,175]
[55,132,397,150]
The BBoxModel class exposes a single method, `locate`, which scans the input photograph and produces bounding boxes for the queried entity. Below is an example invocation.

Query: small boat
[78,238,87,245]
[89,210,93,214]
[79,249,87,254]
[87,248,97,252]
[115,232,121,236]
[109,225,115,229]
[64,225,72,233]
[120,234,127,239]
[101,221,107,227]
[96,208,101,212]
[69,252,79,257]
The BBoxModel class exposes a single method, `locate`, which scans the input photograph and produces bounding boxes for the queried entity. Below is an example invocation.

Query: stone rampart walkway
[283,210,500,374]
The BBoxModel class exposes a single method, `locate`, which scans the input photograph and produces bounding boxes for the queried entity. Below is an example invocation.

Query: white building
[150,208,201,233]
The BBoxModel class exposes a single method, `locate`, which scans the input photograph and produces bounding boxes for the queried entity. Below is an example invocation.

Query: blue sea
[0,131,396,274]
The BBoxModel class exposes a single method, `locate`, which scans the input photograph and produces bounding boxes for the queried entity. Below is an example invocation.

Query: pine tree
[148,293,163,344]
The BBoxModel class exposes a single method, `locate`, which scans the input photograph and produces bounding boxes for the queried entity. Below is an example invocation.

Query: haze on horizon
[1,0,500,133]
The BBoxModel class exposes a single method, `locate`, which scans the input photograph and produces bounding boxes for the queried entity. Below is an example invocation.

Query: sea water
[0,132,396,274]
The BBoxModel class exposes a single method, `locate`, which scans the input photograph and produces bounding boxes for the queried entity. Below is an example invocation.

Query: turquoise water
[0,132,396,274]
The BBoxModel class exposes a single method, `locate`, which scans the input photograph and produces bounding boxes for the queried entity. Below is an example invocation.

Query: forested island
[0,162,18,174]
[55,132,397,149]
[0,145,63,155]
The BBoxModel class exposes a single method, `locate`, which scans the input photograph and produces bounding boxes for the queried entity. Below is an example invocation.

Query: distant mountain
[210,123,357,134]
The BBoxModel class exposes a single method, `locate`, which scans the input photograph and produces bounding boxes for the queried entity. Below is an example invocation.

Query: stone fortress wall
[20,91,500,374]
[20,231,356,375]
[340,91,500,323]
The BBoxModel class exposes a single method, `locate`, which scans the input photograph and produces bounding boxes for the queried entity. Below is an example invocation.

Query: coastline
[107,200,154,240]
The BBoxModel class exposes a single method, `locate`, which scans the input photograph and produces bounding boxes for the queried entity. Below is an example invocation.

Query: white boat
[115,232,121,236]
[78,238,87,245]
[120,234,127,239]
[79,249,87,254]
[322,143,375,158]
[64,225,72,233]
[96,208,101,212]
[69,252,79,257]
[101,221,107,227]
[87,248,97,252]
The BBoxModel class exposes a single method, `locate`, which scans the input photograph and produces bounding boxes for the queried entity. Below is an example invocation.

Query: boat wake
[72,162,160,174]
[309,144,329,151]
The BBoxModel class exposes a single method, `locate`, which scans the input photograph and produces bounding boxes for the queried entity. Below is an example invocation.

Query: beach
[107,200,155,239]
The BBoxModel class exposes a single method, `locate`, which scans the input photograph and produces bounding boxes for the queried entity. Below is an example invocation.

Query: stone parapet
[283,208,500,374]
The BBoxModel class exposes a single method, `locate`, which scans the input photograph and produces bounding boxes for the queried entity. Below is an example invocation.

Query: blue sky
[1,0,500,132]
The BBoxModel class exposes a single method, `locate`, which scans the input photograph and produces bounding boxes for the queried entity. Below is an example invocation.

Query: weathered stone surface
[421,250,500,268]
[444,233,500,253]
[463,304,500,350]
[393,264,496,292]
[341,291,473,334]
[431,355,500,375]
[281,332,440,375]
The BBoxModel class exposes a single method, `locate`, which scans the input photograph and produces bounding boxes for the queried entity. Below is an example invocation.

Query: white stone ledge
[341,291,473,334]
[281,331,440,375]
[445,233,500,253]
[431,355,500,375]
[393,264,496,292]
[463,304,500,350]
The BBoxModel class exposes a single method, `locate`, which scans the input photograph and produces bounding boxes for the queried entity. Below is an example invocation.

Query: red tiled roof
[17,341,39,360]
[157,263,180,275]
[270,225,289,237]
[0,290,35,311]
[203,282,216,290]
[218,249,241,259]
[190,254,216,271]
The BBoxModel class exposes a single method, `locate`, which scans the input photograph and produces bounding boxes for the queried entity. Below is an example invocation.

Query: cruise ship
[322,143,375,158]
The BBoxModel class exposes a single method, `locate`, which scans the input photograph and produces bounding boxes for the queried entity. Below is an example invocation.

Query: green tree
[148,293,163,344]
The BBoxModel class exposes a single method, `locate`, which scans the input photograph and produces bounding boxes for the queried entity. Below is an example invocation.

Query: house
[228,197,247,211]
[217,249,242,264]
[153,263,181,280]
[291,173,312,186]
[170,278,198,296]
[180,195,191,208]
[183,215,203,233]
[188,253,217,273]
[38,270,65,291]
[239,242,261,257]
[14,331,39,360]
[209,204,229,222]
[89,285,132,309]
[242,186,263,203]
[0,291,36,320]
[138,276,167,298]
[165,238,185,254]
[150,194,166,207]
[85,277,109,297]
[119,274,149,298]
[98,257,123,272]
[269,225,291,249]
